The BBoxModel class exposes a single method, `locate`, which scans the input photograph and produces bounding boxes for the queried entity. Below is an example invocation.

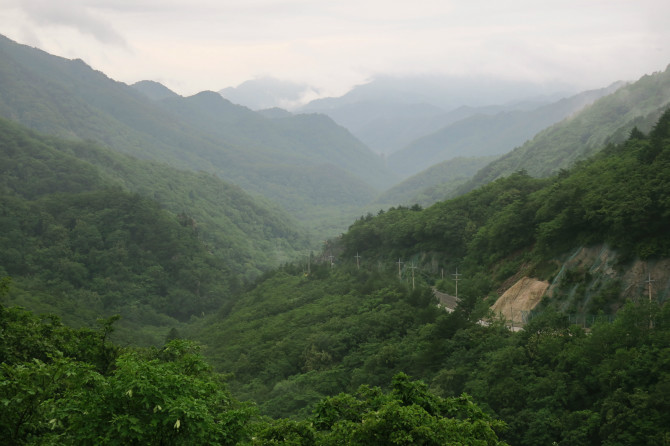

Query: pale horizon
[2,0,669,100]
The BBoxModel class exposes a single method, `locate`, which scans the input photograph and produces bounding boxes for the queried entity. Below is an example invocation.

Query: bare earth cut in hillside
[491,277,550,327]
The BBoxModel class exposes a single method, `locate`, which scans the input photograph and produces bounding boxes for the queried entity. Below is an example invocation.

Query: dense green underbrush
[0,297,508,445]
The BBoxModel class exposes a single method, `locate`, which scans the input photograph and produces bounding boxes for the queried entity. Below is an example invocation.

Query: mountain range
[3,33,670,233]
[366,66,670,206]
[386,82,624,177]
[297,75,575,155]
[3,30,670,446]
[459,64,670,194]
[0,34,392,237]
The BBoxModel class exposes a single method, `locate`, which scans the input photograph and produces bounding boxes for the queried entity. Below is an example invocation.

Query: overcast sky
[2,0,669,98]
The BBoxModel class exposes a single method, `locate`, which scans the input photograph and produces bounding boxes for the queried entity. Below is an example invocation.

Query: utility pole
[452,269,461,299]
[396,258,403,279]
[306,251,311,275]
[646,273,655,302]
[355,252,361,270]
[328,255,334,268]
[410,262,417,290]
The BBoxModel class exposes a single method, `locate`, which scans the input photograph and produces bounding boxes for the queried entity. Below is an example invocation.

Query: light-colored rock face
[492,277,550,325]
[493,245,670,329]
[547,245,670,303]
[621,258,670,301]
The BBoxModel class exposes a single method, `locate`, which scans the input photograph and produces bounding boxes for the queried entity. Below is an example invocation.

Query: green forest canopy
[0,116,310,345]
[2,86,670,445]
[0,300,507,445]
[177,110,670,445]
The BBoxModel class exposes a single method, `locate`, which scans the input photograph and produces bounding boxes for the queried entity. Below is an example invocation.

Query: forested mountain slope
[0,117,309,344]
[3,65,670,445]
[343,108,670,276]
[374,155,499,208]
[148,90,392,191]
[0,34,391,234]
[387,83,623,178]
[460,64,670,193]
[186,111,670,446]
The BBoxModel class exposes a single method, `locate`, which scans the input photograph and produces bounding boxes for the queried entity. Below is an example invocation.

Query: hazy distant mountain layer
[300,100,564,156]
[375,155,499,208]
[302,100,449,154]
[0,34,392,235]
[387,84,623,178]
[460,65,670,193]
[219,77,318,110]
[299,75,575,154]
[301,74,573,113]
[154,91,393,190]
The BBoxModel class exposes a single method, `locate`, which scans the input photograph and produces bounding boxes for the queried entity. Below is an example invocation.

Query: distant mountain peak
[131,80,180,101]
[218,77,320,110]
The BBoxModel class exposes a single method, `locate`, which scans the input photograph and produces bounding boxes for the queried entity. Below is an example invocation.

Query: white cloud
[1,0,668,96]
[17,0,127,46]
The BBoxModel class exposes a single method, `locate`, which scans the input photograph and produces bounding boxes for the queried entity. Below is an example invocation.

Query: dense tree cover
[180,112,670,444]
[253,372,507,445]
[188,264,444,418]
[0,186,235,340]
[344,108,670,279]
[187,261,670,444]
[0,299,507,445]
[0,301,254,445]
[345,171,549,270]
[5,277,667,445]
[462,302,670,445]
[1,116,310,344]
[0,115,310,277]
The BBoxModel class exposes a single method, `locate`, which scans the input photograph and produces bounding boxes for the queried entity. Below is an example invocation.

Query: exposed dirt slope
[491,277,550,326]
